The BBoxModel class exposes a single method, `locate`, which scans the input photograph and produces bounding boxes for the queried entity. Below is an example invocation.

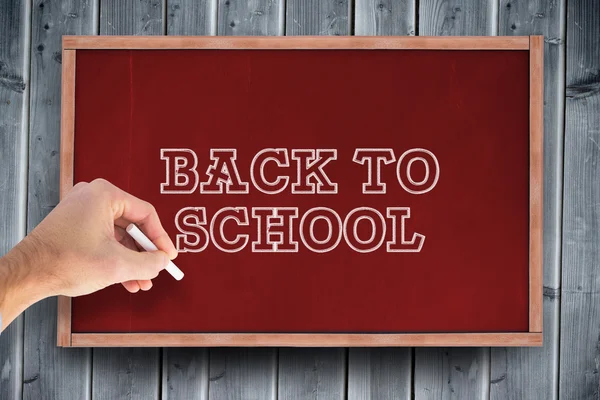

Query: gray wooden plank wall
[0,1,29,400]
[490,1,565,399]
[23,1,96,400]
[560,1,600,399]
[0,0,596,399]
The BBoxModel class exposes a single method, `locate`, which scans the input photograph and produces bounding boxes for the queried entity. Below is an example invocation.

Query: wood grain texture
[217,0,283,36]
[92,348,160,400]
[498,0,565,291]
[491,297,559,400]
[419,0,496,36]
[22,1,95,399]
[162,5,212,399]
[347,348,411,400]
[91,2,164,400]
[100,0,164,35]
[491,2,565,398]
[414,1,495,399]
[163,349,209,400]
[414,348,489,400]
[355,0,415,35]
[167,0,216,35]
[529,34,544,333]
[560,0,600,399]
[0,1,29,399]
[208,349,277,400]
[278,348,346,400]
[350,4,414,399]
[57,48,76,347]
[63,35,531,49]
[286,0,351,35]
[70,332,543,347]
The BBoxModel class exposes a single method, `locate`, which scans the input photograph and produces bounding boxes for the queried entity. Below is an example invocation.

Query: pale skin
[0,179,178,332]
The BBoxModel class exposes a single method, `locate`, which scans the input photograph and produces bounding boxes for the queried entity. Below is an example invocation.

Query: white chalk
[126,223,184,281]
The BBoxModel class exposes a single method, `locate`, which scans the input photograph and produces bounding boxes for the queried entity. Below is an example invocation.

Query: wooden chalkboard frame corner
[57,35,543,348]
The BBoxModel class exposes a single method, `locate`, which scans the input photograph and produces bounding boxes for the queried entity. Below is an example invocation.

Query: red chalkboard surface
[58,36,543,347]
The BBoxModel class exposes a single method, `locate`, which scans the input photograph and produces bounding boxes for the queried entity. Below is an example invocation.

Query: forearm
[0,235,54,332]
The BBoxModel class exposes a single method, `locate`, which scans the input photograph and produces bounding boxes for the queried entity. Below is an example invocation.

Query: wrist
[0,234,56,330]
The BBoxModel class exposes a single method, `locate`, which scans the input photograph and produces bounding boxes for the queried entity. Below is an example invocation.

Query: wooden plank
[208,349,277,400]
[347,348,412,400]
[71,332,542,346]
[22,0,96,399]
[419,0,495,36]
[414,1,495,398]
[56,49,76,347]
[217,0,283,35]
[91,2,164,400]
[162,4,212,399]
[350,4,414,399]
[278,348,346,400]
[529,34,544,333]
[559,0,600,399]
[99,0,164,35]
[491,2,565,398]
[92,348,160,399]
[0,1,29,399]
[286,0,351,35]
[414,348,489,400]
[491,297,559,400]
[163,349,209,400]
[355,0,416,36]
[167,0,216,35]
[62,35,531,49]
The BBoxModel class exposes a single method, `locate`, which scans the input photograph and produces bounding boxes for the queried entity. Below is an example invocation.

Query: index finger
[101,181,178,259]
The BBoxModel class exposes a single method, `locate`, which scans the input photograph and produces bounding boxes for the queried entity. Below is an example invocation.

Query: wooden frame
[58,36,543,347]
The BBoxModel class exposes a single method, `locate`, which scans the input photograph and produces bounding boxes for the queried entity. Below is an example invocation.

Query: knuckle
[67,181,88,196]
[92,177,108,185]
[91,178,112,192]
[72,181,88,190]
[145,202,157,215]
[146,202,156,212]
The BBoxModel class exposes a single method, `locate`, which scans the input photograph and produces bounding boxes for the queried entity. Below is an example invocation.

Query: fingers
[67,181,89,195]
[95,180,177,260]
[121,280,141,293]
[137,280,153,291]
[112,242,168,282]
[114,226,154,292]
[121,280,153,293]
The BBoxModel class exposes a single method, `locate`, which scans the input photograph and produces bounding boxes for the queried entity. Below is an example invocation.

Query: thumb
[112,244,168,282]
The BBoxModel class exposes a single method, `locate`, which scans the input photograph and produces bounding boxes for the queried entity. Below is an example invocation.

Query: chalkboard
[58,36,543,347]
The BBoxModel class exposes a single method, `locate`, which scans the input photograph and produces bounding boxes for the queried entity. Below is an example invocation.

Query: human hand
[18,178,178,297]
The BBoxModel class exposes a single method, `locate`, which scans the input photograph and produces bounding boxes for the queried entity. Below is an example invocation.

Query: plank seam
[17,0,34,398]
[556,0,568,397]
[209,0,218,35]
[490,0,499,36]
[414,0,419,36]
[348,0,355,35]
[279,0,286,36]
[343,348,349,399]
[162,0,167,35]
